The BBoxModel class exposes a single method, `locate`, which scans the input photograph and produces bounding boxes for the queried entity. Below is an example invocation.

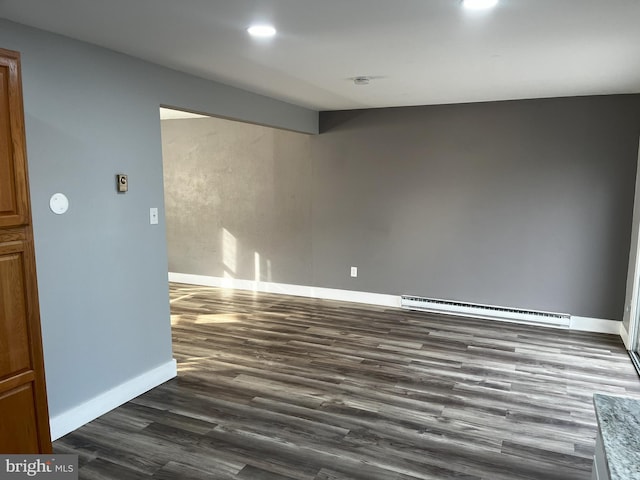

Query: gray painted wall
[314,97,640,320]
[164,95,640,321]
[0,19,317,418]
[161,117,313,285]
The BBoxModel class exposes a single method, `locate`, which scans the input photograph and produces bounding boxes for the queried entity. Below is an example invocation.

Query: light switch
[150,207,158,225]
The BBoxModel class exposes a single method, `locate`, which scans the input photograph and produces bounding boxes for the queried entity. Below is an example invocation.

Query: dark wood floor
[55,283,640,479]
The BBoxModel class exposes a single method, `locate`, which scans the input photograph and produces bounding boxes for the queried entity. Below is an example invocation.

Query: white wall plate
[49,193,69,215]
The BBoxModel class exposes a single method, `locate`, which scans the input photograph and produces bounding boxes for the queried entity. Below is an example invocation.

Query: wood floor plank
[55,283,640,479]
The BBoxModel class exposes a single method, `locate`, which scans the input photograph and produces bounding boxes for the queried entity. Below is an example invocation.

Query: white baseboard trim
[49,359,177,440]
[169,273,621,335]
[168,272,401,308]
[569,316,621,335]
[620,322,631,349]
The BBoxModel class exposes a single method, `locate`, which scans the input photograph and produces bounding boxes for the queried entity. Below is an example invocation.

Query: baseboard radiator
[400,295,571,328]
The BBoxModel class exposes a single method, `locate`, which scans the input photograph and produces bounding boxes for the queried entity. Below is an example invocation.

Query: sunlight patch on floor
[171,313,245,325]
[195,313,245,324]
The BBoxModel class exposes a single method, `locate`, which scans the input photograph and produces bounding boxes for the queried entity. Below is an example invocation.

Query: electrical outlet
[350,266,358,278]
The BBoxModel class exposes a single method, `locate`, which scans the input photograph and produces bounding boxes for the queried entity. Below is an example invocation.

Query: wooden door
[0,48,51,454]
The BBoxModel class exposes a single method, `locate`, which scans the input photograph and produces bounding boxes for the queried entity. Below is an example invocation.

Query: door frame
[624,138,640,374]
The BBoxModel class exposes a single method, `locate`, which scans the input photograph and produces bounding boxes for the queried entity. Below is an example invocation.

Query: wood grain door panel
[0,242,31,379]
[0,67,18,217]
[0,47,51,453]
[0,382,40,454]
[0,54,29,228]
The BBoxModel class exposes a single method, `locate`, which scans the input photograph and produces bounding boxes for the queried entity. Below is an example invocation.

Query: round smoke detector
[353,76,371,85]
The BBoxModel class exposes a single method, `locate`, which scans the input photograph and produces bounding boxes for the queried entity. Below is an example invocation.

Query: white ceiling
[1,0,639,111]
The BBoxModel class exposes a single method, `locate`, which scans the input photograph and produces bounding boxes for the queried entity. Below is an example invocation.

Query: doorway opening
[157,106,313,371]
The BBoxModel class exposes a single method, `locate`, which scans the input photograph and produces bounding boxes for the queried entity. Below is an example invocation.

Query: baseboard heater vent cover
[400,295,571,328]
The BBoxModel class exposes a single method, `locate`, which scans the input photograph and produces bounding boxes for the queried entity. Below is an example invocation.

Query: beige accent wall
[161,117,313,286]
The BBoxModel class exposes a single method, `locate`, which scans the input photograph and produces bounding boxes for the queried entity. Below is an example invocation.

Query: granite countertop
[593,394,640,480]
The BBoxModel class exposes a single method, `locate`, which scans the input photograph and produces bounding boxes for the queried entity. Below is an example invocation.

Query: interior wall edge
[49,359,177,441]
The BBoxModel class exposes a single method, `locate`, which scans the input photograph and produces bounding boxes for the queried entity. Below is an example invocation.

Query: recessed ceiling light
[247,25,276,38]
[462,0,498,10]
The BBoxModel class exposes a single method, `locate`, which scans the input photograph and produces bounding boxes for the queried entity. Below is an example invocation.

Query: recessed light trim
[462,0,498,10]
[247,25,277,38]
